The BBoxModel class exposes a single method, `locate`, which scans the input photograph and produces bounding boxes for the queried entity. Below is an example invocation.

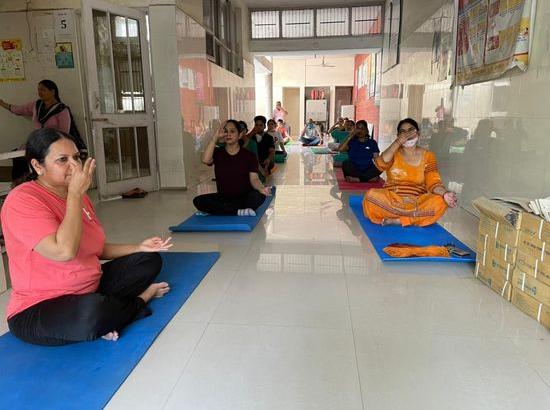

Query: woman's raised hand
[215,123,227,143]
[68,157,95,196]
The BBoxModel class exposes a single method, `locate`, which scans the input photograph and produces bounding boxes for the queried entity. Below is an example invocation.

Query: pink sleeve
[2,190,60,250]
[10,101,35,117]
[57,108,71,134]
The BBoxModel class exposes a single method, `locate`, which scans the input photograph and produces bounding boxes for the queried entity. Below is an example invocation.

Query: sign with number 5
[54,11,74,36]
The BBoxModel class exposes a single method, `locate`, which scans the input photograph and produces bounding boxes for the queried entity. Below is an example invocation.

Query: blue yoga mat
[0,251,219,410]
[170,187,276,232]
[349,195,476,262]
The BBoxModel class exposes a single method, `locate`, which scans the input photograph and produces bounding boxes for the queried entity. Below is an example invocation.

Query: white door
[82,0,157,198]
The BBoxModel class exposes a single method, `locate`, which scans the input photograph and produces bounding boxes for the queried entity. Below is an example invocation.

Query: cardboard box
[475,260,513,301]
[512,268,550,306]
[520,212,550,242]
[473,197,522,230]
[478,214,520,248]
[515,250,550,287]
[511,288,550,329]
[518,231,549,261]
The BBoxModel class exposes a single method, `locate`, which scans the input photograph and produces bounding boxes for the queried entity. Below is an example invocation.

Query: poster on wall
[306,99,327,122]
[456,0,535,86]
[55,42,74,68]
[375,51,382,105]
[0,39,25,82]
[431,13,453,82]
[382,0,401,73]
[369,53,377,97]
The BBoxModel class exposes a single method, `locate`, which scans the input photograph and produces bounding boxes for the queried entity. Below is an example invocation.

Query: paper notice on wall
[456,0,535,85]
[37,28,55,54]
[0,39,25,82]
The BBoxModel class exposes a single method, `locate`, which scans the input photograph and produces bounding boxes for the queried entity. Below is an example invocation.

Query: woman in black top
[193,120,272,216]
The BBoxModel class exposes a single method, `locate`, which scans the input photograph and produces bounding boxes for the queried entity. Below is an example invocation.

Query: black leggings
[342,160,381,182]
[8,252,162,346]
[193,191,266,215]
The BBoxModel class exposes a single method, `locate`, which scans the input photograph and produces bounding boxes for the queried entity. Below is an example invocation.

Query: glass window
[251,11,280,39]
[351,6,382,35]
[316,8,349,37]
[282,9,314,38]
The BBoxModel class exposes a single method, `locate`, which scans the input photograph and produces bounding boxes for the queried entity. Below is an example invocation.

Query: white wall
[378,0,550,214]
[149,5,186,188]
[272,56,355,127]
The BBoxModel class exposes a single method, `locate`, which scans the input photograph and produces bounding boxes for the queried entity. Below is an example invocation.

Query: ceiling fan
[306,56,336,68]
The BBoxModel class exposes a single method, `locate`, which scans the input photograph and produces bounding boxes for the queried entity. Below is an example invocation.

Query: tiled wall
[378,0,550,214]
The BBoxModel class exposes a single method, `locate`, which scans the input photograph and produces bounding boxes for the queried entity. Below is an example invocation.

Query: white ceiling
[244,0,381,9]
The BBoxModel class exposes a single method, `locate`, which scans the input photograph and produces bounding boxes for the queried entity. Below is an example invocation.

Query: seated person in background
[328,117,345,134]
[1,128,171,346]
[240,120,268,183]
[338,120,381,183]
[267,119,287,159]
[248,115,275,177]
[299,118,321,146]
[362,118,458,227]
[329,119,355,151]
[276,119,291,144]
[239,120,256,154]
[194,120,271,216]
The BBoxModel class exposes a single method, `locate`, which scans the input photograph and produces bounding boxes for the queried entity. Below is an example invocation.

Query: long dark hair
[14,128,75,186]
[39,79,61,102]
[355,120,371,138]
[238,120,248,134]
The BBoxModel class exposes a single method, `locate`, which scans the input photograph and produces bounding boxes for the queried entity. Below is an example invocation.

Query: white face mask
[403,137,418,148]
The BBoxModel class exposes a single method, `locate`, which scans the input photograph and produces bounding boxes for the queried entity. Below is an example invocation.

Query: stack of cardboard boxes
[511,213,550,328]
[474,198,520,302]
[474,197,550,329]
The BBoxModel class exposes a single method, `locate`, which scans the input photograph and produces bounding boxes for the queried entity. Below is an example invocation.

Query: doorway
[334,86,353,120]
[82,0,158,199]
[282,87,299,137]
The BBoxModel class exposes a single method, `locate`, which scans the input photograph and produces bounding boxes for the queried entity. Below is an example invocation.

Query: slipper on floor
[121,188,148,199]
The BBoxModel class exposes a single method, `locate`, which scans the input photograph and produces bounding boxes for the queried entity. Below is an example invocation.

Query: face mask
[403,137,418,148]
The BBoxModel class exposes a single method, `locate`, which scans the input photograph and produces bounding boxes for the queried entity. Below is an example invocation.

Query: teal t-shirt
[331,130,349,144]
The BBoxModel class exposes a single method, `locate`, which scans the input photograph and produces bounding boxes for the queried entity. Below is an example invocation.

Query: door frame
[81,0,158,199]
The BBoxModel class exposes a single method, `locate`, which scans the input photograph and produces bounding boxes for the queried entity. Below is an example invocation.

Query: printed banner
[0,39,25,82]
[456,0,534,85]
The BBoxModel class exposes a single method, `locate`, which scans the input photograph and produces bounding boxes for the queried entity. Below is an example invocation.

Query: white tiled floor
[3,145,550,409]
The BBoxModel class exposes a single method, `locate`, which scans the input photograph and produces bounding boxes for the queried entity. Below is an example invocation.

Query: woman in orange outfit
[362,118,458,227]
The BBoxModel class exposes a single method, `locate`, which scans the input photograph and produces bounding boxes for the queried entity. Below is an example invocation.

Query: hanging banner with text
[456,0,534,86]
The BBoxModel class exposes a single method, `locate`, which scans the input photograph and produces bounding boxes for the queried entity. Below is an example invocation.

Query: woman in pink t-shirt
[1,128,172,346]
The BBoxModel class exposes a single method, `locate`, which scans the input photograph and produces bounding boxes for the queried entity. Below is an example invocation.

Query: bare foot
[102,331,119,341]
[138,282,170,303]
[368,176,381,182]
[345,176,361,183]
[382,218,401,226]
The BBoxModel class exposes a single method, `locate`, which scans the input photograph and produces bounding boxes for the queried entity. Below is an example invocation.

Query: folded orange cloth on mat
[383,243,450,258]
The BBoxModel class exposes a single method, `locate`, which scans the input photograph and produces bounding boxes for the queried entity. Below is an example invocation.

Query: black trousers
[8,252,162,346]
[193,191,266,215]
[342,160,381,182]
